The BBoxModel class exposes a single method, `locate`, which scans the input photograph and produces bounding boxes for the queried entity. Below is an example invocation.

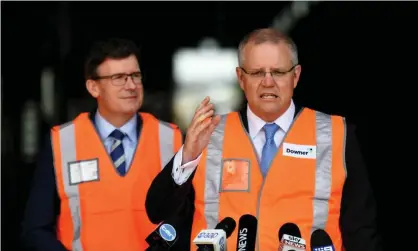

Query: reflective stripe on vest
[53,114,179,250]
[159,121,177,169]
[196,109,346,250]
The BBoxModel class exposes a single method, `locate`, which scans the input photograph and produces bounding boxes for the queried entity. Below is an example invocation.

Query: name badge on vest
[68,158,100,185]
[283,143,317,159]
[220,158,250,192]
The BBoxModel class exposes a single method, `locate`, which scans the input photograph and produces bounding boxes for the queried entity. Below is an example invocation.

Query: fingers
[194,103,213,120]
[207,115,221,132]
[196,96,210,111]
[183,97,218,160]
[194,115,221,136]
[197,109,214,123]
[195,116,214,133]
[190,97,215,127]
[186,97,221,141]
[211,114,221,126]
[190,108,213,128]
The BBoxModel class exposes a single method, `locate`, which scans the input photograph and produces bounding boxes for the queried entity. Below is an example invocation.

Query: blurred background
[2,1,415,250]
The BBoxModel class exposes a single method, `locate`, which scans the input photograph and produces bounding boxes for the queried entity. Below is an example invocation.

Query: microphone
[235,214,257,251]
[310,229,335,251]
[193,217,237,251]
[145,220,179,250]
[278,223,306,251]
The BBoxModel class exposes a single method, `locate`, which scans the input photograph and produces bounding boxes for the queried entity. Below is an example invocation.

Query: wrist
[181,154,192,165]
[181,147,195,165]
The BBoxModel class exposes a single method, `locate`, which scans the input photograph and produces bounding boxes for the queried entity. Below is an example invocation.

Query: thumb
[211,115,221,126]
[207,115,221,133]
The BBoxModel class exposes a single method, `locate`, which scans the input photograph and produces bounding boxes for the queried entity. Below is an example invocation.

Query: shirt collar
[247,99,295,139]
[95,110,137,142]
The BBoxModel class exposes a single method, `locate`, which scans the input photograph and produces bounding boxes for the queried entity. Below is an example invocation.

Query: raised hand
[182,96,221,164]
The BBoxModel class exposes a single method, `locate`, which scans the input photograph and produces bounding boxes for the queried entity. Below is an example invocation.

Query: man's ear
[236,67,245,90]
[86,79,100,98]
[293,64,302,89]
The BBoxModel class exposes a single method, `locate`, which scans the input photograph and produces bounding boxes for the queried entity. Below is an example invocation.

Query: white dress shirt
[95,111,138,171]
[171,100,296,185]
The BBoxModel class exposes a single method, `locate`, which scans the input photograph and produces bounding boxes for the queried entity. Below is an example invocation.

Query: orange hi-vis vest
[51,112,182,251]
[190,108,347,251]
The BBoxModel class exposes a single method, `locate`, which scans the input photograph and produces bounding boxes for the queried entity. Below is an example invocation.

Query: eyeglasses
[239,65,298,81]
[94,72,143,86]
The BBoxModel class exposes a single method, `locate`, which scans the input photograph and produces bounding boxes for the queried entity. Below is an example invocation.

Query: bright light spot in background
[21,100,39,162]
[41,68,55,123]
[172,38,243,130]
[271,1,319,33]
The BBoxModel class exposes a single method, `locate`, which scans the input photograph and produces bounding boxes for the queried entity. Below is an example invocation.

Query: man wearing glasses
[146,28,382,250]
[21,38,183,251]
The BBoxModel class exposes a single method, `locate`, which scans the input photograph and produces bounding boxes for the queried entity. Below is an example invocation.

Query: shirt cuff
[171,145,201,185]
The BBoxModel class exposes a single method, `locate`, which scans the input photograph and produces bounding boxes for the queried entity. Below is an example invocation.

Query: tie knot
[109,129,125,141]
[263,123,279,140]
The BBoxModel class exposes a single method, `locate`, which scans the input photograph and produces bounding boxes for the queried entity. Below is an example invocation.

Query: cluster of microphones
[145,214,335,251]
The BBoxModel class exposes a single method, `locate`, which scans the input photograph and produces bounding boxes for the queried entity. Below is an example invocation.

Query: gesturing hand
[182,96,221,165]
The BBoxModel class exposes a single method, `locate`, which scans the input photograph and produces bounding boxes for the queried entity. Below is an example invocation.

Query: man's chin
[120,106,140,115]
[260,103,282,112]
[121,101,141,111]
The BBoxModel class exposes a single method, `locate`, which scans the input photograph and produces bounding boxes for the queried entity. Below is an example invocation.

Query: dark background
[2,1,415,250]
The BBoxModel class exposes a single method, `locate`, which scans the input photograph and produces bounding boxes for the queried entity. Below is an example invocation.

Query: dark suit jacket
[20,111,189,251]
[145,105,382,251]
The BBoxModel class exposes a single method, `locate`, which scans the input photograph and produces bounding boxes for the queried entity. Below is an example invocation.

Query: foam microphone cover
[215,217,237,238]
[278,222,302,240]
[236,214,258,251]
[310,229,333,247]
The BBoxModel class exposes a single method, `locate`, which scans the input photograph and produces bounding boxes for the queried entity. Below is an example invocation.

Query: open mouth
[260,93,278,99]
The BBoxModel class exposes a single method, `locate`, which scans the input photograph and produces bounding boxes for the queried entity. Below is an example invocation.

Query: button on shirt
[95,111,138,171]
[171,100,296,185]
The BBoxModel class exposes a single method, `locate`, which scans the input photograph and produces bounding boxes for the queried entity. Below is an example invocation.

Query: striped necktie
[260,123,280,176]
[109,129,126,176]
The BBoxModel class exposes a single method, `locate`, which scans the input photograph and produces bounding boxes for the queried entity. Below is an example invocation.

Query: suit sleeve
[21,134,68,251]
[339,122,382,251]
[145,154,195,224]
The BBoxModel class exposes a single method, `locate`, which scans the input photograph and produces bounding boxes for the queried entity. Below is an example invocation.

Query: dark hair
[84,38,140,80]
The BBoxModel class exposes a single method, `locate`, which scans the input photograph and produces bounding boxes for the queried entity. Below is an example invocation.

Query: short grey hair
[237,28,299,67]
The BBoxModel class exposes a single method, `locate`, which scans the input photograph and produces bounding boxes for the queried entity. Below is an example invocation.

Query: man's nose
[124,76,137,89]
[261,72,275,86]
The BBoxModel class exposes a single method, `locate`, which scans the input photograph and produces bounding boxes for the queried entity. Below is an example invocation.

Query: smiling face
[86,54,143,116]
[236,41,301,122]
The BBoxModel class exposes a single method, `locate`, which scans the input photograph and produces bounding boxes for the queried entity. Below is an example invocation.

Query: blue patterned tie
[260,123,280,176]
[109,129,126,176]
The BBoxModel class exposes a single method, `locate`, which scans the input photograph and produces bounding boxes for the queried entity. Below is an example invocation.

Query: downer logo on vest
[159,223,177,242]
[283,143,316,159]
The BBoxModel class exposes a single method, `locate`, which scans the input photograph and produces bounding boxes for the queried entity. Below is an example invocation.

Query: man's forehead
[242,42,292,68]
[97,55,140,74]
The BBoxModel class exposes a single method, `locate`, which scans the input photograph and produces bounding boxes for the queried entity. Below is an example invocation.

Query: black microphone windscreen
[236,214,258,251]
[278,222,302,240]
[215,217,236,238]
[145,217,180,248]
[310,229,333,248]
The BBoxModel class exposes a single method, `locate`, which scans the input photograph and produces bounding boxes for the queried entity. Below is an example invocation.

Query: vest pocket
[219,158,251,192]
